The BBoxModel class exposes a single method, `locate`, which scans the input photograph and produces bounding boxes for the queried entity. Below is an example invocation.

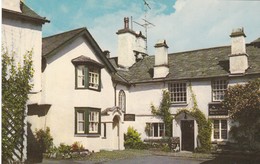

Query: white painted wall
[2,0,21,13]
[117,78,252,144]
[28,36,115,152]
[2,14,43,100]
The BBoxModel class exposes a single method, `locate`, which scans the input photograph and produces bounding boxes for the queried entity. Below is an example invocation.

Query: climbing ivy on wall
[176,83,212,152]
[2,49,34,163]
[151,90,173,137]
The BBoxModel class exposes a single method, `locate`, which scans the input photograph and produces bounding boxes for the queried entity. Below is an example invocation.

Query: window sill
[74,134,100,137]
[75,87,101,92]
[170,103,188,107]
[209,101,222,104]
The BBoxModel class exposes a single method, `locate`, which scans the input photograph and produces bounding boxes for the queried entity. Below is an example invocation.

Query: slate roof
[42,28,86,57]
[2,2,49,24]
[110,40,260,84]
[71,55,104,68]
[42,27,116,73]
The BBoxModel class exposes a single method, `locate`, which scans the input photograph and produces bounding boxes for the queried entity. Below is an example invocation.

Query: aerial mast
[133,0,155,52]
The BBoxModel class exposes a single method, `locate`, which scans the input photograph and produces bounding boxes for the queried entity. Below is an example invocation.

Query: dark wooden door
[181,120,194,151]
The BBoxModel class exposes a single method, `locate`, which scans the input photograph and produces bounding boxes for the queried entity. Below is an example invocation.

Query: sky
[26,0,260,57]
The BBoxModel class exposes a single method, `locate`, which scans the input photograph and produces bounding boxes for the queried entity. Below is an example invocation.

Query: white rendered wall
[117,33,136,67]
[2,0,21,13]
[28,36,115,152]
[229,55,248,74]
[231,35,246,55]
[2,16,43,98]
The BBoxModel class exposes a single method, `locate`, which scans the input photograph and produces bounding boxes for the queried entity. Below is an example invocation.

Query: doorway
[112,116,120,150]
[181,120,194,151]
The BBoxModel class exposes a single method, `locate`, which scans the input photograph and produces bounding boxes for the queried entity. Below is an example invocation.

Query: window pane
[154,123,158,137]
[89,67,100,89]
[77,66,85,88]
[77,111,85,133]
[119,90,126,112]
[169,82,187,103]
[159,123,165,137]
[212,80,227,101]
[213,120,220,139]
[89,111,99,133]
[221,120,227,139]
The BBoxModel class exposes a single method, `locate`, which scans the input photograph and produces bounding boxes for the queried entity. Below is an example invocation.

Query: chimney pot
[103,50,110,58]
[124,17,129,29]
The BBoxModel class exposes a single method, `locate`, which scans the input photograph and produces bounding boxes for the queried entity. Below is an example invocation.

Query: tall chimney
[153,40,169,78]
[229,28,248,74]
[117,17,146,68]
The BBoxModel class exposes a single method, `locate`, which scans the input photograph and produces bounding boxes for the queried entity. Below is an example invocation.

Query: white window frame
[77,65,85,88]
[212,79,227,101]
[146,123,165,138]
[169,82,187,104]
[76,111,85,134]
[89,111,99,133]
[89,66,99,89]
[213,119,228,140]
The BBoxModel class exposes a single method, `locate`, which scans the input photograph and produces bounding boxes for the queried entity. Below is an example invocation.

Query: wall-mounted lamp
[184,112,187,119]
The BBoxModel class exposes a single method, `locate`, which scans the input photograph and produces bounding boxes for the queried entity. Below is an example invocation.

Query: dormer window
[72,55,104,91]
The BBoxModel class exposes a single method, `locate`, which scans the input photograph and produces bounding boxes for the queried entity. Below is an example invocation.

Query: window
[212,79,227,101]
[77,66,85,88]
[75,108,101,135]
[75,65,101,90]
[146,123,165,138]
[118,90,126,112]
[213,120,227,140]
[89,111,99,133]
[89,66,99,89]
[169,82,187,103]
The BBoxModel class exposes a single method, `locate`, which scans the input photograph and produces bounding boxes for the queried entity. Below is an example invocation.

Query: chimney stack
[103,50,110,58]
[229,28,248,75]
[117,17,146,68]
[153,40,169,78]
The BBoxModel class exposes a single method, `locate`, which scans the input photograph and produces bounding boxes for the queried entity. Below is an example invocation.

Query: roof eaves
[43,28,86,58]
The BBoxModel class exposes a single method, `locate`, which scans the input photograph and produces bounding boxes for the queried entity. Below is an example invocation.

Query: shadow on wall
[27,122,43,163]
[26,104,51,163]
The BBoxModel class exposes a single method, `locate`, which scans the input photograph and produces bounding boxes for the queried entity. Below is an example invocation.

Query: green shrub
[35,127,53,153]
[124,126,145,149]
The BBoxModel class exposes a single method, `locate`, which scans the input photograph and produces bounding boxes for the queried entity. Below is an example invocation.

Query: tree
[222,78,260,150]
[151,90,173,137]
[2,49,34,162]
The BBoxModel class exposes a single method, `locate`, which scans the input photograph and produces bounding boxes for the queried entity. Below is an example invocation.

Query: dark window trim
[75,107,101,135]
[74,64,102,91]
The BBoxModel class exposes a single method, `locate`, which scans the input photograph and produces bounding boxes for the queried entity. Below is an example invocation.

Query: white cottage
[111,19,260,151]
[27,17,260,153]
[27,28,125,152]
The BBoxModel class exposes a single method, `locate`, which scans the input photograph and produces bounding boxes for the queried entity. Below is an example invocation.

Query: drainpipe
[113,82,118,106]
